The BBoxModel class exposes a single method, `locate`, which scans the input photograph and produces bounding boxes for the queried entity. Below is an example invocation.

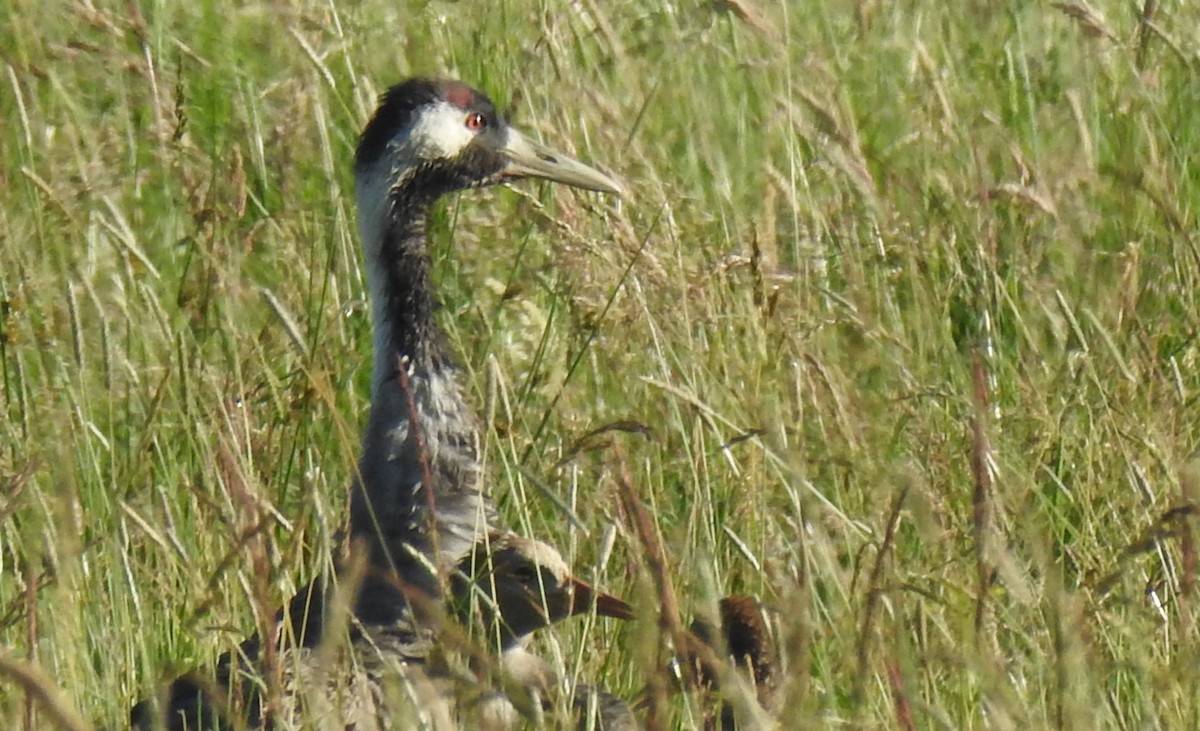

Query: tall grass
[3,0,1200,728]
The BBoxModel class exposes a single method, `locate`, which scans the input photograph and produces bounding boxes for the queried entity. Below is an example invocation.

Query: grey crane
[131,77,630,731]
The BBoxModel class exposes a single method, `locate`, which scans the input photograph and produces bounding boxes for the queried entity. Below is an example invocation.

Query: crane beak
[568,578,635,620]
[499,128,624,196]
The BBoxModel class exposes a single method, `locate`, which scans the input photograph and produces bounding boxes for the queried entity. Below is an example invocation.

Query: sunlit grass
[4,0,1200,728]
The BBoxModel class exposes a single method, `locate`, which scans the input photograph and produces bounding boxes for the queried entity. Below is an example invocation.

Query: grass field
[4,0,1200,728]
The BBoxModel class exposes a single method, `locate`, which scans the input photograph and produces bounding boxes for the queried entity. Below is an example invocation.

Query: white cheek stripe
[400,101,476,160]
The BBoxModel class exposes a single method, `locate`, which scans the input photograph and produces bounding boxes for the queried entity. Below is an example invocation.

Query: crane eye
[465,112,487,131]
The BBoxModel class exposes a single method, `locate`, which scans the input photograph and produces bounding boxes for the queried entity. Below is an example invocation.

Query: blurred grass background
[4,0,1200,728]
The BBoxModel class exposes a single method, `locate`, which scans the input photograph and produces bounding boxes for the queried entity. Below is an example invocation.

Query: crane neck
[354,164,452,427]
[350,164,487,590]
[367,197,442,389]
